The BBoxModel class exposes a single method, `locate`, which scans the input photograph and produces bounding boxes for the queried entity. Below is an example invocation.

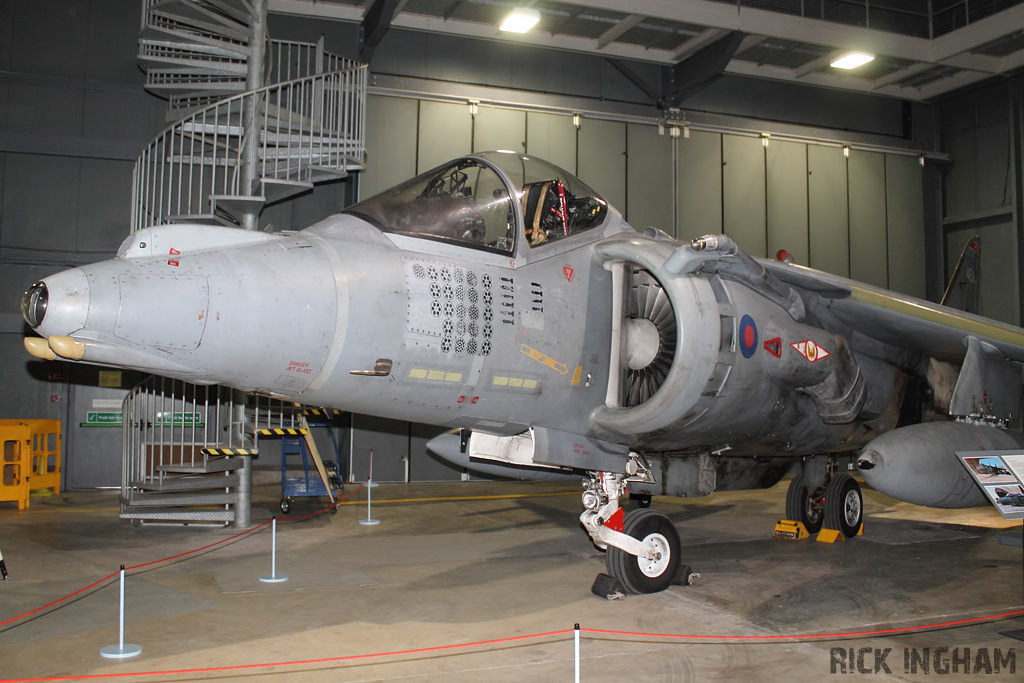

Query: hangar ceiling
[270,0,1024,102]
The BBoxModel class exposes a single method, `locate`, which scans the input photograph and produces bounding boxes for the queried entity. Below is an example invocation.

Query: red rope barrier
[0,482,367,630]
[582,607,1024,642]
[0,629,576,682]
[2,606,1024,683]
[0,571,120,629]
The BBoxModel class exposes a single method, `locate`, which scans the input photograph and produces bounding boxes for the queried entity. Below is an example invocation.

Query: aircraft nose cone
[24,268,90,338]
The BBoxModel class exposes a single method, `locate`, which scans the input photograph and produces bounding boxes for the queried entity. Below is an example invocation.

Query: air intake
[622,269,676,407]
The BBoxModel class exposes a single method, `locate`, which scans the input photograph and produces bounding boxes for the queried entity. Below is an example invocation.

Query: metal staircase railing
[120,376,305,526]
[131,65,367,230]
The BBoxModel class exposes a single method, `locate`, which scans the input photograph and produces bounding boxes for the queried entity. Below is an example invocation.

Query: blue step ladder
[256,418,341,513]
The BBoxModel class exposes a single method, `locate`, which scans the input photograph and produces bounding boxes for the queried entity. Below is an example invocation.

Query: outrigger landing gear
[580,468,683,594]
[785,457,863,538]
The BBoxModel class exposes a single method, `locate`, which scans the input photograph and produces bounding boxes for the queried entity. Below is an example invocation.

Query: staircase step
[261,178,313,204]
[120,507,235,523]
[181,120,245,136]
[138,53,248,76]
[167,212,238,227]
[146,78,246,97]
[141,23,250,58]
[156,456,246,474]
[131,473,240,491]
[147,2,251,41]
[211,194,266,224]
[121,491,238,507]
[139,36,249,61]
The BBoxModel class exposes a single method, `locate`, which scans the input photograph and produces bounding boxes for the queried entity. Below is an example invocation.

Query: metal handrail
[121,376,302,493]
[131,64,367,231]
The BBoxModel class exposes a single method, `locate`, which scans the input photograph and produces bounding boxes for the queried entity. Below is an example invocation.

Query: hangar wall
[360,95,926,297]
[939,81,1021,326]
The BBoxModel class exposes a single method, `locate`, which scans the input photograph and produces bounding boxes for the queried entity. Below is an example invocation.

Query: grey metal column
[235,454,252,528]
[232,389,252,527]
[239,0,267,230]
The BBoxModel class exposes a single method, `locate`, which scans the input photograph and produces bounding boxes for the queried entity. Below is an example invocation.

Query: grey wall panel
[677,130,722,240]
[886,154,926,298]
[1,154,79,252]
[417,100,472,174]
[722,134,766,257]
[973,121,1011,211]
[626,123,673,235]
[7,83,84,137]
[76,159,133,253]
[350,415,409,483]
[474,107,526,154]
[577,118,626,213]
[946,224,1018,325]
[84,1,146,83]
[7,0,91,79]
[943,130,976,218]
[83,90,163,150]
[766,140,808,264]
[848,150,888,288]
[410,423,462,481]
[525,112,576,174]
[808,145,849,277]
[362,95,417,199]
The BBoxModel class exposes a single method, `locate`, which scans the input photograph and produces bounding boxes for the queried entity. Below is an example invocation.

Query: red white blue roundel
[739,314,758,359]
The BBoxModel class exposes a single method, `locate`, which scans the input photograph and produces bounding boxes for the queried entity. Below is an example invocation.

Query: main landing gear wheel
[785,473,824,534]
[824,473,863,537]
[606,509,681,594]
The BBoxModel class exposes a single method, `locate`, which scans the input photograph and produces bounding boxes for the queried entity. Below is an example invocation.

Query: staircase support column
[240,0,267,230]
[235,454,252,528]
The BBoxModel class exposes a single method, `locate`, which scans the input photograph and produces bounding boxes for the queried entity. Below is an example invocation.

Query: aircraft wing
[762,259,1024,364]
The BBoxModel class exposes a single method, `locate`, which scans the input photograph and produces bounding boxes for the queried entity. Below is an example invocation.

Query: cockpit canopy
[346,151,609,254]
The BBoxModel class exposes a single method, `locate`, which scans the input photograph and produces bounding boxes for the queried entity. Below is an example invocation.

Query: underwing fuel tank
[856,421,1024,508]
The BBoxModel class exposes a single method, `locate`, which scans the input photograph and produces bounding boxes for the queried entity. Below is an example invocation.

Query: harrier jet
[22,151,1024,594]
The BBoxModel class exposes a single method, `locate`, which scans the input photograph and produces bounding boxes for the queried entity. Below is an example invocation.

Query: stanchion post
[359,451,379,525]
[0,546,9,581]
[99,566,142,659]
[367,448,378,487]
[575,623,580,683]
[260,518,288,583]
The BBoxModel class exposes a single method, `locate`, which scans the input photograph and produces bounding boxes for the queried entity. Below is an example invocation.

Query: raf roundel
[739,314,758,359]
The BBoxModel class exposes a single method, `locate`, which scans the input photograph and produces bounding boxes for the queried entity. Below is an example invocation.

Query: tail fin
[941,236,981,314]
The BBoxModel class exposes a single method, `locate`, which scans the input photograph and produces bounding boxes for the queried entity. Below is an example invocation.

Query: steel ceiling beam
[596,14,644,50]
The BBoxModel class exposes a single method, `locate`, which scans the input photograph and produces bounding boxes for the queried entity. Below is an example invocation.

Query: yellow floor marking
[334,491,578,505]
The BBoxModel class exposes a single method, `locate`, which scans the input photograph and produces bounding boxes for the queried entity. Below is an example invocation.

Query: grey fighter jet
[21,151,1024,595]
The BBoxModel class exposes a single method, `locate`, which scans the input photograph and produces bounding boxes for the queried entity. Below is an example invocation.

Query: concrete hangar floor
[0,478,1021,682]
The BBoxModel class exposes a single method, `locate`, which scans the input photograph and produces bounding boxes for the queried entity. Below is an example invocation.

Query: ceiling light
[831,53,875,69]
[500,8,540,33]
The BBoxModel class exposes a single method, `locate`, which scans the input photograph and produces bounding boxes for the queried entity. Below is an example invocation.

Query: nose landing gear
[580,470,686,595]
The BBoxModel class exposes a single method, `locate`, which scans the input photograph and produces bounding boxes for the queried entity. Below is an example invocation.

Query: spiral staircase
[119,0,366,526]
[132,0,367,231]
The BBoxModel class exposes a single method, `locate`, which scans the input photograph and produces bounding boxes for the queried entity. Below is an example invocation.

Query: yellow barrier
[0,420,61,510]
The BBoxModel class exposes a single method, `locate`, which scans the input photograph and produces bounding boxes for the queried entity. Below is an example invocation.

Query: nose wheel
[605,509,681,594]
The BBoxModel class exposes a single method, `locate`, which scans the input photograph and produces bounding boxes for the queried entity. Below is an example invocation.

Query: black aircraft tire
[605,509,681,595]
[785,473,824,534]
[824,474,863,538]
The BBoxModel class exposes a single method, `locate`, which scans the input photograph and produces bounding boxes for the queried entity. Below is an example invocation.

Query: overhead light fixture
[831,52,875,70]
[500,8,540,33]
